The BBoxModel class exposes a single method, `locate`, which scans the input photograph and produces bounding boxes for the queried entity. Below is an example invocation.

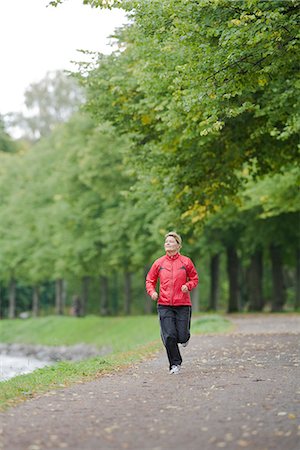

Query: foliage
[199,165,300,259]
[241,165,300,218]
[0,113,135,286]
[78,0,300,221]
[0,117,17,153]
[0,1,299,314]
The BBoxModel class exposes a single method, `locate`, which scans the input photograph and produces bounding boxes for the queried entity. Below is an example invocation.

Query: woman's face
[164,236,180,253]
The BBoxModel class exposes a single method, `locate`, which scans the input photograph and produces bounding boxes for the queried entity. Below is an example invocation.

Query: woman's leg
[175,306,192,344]
[157,305,182,369]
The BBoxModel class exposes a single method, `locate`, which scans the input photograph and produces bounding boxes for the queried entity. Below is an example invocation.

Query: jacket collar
[165,252,180,261]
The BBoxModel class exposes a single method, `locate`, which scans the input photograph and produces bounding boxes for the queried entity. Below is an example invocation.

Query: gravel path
[0,315,299,450]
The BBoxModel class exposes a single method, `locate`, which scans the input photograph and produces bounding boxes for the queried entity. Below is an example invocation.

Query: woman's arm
[185,259,199,291]
[146,261,159,299]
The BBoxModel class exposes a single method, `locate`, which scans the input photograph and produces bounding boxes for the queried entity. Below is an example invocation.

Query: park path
[0,315,299,450]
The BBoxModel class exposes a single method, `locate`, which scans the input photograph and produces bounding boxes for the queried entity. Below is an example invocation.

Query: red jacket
[146,253,198,306]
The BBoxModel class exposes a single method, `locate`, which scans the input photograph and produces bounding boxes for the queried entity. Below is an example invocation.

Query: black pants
[157,305,192,369]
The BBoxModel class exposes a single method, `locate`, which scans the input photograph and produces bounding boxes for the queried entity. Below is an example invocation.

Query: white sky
[0,0,127,115]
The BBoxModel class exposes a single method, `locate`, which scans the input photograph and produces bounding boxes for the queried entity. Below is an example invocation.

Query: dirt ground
[0,315,299,450]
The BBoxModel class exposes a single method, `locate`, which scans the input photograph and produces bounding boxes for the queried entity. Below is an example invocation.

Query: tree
[246,249,264,311]
[0,117,17,153]
[7,70,84,141]
[75,0,299,221]
[241,166,300,310]
[3,0,299,315]
[209,254,220,311]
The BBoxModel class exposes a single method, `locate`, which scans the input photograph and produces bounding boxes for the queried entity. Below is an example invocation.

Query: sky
[0,0,127,116]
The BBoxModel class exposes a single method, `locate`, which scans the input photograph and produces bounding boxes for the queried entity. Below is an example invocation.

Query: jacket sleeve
[146,261,159,297]
[186,258,199,291]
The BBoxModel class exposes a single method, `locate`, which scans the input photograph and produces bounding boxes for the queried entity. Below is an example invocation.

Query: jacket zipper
[170,260,174,305]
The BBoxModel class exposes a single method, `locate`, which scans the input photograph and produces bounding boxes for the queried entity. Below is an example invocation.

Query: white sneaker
[169,365,181,374]
[181,340,189,348]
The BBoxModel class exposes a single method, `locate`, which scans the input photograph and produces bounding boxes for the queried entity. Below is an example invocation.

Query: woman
[146,231,199,374]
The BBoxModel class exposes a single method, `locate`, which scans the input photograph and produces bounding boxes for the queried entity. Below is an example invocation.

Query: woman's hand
[181,285,188,293]
[151,292,158,301]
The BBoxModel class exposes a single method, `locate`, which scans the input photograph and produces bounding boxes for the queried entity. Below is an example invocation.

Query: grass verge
[0,314,232,411]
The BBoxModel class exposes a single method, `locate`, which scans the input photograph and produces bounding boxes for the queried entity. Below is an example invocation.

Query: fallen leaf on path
[104,425,119,434]
[225,433,233,441]
[237,439,250,447]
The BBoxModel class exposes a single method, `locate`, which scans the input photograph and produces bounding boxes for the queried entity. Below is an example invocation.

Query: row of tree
[0,0,299,317]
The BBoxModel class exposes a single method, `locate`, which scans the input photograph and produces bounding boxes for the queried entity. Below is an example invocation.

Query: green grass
[0,314,232,411]
[0,315,161,352]
[191,314,233,334]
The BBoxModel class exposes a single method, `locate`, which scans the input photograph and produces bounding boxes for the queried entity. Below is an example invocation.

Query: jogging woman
[146,231,199,374]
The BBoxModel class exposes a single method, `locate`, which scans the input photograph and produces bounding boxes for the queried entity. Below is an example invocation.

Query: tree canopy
[74,0,300,223]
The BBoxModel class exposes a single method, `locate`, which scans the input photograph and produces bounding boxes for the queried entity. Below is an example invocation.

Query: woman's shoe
[169,365,181,374]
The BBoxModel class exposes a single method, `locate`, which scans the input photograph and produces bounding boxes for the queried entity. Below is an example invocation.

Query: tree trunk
[226,246,240,313]
[71,294,81,317]
[55,278,64,315]
[62,279,67,313]
[111,272,119,314]
[8,279,16,319]
[191,285,200,312]
[81,276,90,317]
[100,275,109,316]
[208,253,220,311]
[295,248,300,310]
[270,244,286,312]
[144,265,153,314]
[247,249,264,311]
[124,270,132,315]
[32,285,40,317]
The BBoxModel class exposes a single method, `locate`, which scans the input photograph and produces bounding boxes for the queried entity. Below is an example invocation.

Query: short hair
[165,231,182,246]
